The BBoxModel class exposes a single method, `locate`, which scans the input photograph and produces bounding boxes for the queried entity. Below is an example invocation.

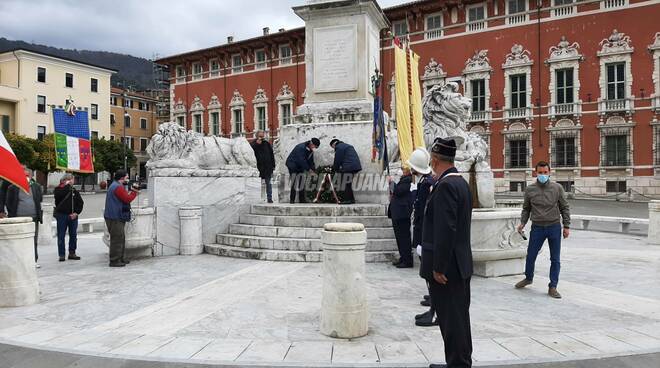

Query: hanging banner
[394,42,425,167]
[52,107,94,173]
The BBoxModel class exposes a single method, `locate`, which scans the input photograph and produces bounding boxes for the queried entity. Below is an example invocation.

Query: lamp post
[123,91,128,172]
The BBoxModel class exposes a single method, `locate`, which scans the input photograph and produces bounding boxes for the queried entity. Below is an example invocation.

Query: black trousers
[106,218,126,264]
[430,273,473,367]
[289,173,307,203]
[392,218,412,265]
[336,172,355,202]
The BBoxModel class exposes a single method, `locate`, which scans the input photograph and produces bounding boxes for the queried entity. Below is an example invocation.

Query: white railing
[425,29,442,40]
[553,5,575,17]
[652,96,660,112]
[504,107,532,121]
[176,75,186,83]
[602,0,626,9]
[467,20,486,32]
[600,98,632,114]
[550,102,581,118]
[507,14,526,25]
[469,110,491,122]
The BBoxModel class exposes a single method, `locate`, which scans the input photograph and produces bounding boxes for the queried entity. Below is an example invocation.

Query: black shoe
[416,316,439,327]
[68,253,80,260]
[392,259,401,266]
[290,200,295,204]
[423,295,430,301]
[267,199,273,203]
[59,256,65,262]
[420,299,431,307]
[396,262,413,268]
[121,259,130,264]
[415,310,433,320]
[429,364,447,368]
[109,262,126,267]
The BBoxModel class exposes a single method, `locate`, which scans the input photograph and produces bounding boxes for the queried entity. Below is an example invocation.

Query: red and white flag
[0,130,29,193]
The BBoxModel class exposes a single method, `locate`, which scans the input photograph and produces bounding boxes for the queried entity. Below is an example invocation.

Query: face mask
[537,174,550,184]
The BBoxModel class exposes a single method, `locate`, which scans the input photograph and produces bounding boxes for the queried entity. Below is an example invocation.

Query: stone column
[320,222,368,339]
[0,217,40,307]
[649,200,660,245]
[38,203,54,246]
[179,206,203,255]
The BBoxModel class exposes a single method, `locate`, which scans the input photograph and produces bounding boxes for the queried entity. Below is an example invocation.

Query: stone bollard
[649,200,660,245]
[0,217,40,307]
[320,222,368,339]
[38,203,54,246]
[179,206,203,255]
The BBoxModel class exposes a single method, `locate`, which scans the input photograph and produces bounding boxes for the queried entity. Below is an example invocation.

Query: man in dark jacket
[104,170,139,267]
[423,137,473,368]
[285,138,320,204]
[0,166,43,267]
[54,173,84,262]
[330,139,362,204]
[251,131,276,203]
[389,167,414,268]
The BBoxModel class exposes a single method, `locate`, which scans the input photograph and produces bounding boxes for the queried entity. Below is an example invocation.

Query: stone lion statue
[146,122,257,169]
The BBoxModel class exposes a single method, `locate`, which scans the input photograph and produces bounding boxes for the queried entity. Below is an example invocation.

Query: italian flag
[0,130,30,193]
[54,133,94,172]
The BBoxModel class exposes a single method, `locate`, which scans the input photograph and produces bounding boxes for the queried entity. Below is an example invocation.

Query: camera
[131,183,140,191]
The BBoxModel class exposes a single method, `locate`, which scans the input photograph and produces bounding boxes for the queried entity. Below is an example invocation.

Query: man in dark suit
[388,166,414,268]
[251,130,276,203]
[422,137,473,368]
[285,138,320,203]
[330,139,362,204]
[0,166,44,267]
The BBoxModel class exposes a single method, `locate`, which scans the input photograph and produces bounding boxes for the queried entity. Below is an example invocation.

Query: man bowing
[422,137,473,368]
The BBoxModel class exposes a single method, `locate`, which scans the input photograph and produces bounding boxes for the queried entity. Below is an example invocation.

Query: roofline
[0,48,118,73]
[111,87,158,102]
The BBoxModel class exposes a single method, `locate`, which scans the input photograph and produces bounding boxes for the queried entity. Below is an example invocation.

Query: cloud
[0,0,406,59]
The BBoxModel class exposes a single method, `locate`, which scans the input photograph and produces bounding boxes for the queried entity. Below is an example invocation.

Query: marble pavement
[0,230,659,366]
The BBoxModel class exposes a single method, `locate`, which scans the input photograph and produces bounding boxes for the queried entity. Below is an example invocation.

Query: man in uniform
[285,138,320,203]
[330,139,362,204]
[422,138,473,368]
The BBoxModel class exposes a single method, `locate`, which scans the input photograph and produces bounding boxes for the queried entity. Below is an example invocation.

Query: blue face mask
[537,174,550,184]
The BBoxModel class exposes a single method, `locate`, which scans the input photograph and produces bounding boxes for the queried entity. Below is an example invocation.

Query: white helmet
[406,148,431,175]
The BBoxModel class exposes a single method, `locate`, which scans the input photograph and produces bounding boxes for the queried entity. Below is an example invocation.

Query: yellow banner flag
[394,44,425,168]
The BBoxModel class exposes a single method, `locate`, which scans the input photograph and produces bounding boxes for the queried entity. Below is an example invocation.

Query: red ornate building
[157,0,660,196]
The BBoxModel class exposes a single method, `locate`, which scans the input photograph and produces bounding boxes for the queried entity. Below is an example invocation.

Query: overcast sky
[0,0,405,59]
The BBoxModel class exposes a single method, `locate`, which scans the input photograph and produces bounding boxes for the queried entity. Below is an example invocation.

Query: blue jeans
[263,174,273,201]
[55,213,78,257]
[524,223,562,288]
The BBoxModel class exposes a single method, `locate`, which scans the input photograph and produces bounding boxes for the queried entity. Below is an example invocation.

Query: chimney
[263,27,270,36]
[227,36,234,43]
[278,28,286,33]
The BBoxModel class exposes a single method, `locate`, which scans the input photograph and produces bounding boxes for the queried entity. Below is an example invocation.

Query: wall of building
[0,56,19,88]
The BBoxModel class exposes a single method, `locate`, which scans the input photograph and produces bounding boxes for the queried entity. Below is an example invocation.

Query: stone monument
[276,0,390,204]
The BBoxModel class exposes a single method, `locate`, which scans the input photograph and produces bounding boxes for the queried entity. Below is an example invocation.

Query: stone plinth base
[474,257,525,278]
[148,169,260,256]
[320,223,368,339]
[0,217,39,307]
[471,208,527,278]
[103,205,155,260]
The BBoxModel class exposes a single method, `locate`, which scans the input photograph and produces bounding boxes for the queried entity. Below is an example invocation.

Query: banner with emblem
[52,100,94,173]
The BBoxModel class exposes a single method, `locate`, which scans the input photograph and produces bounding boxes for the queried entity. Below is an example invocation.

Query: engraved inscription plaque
[313,24,358,93]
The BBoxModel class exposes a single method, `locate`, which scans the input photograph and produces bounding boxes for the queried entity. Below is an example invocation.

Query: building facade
[0,49,115,140]
[157,0,660,197]
[110,87,158,180]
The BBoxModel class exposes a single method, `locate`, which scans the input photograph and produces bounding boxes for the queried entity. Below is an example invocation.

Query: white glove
[409,183,417,192]
[416,245,422,257]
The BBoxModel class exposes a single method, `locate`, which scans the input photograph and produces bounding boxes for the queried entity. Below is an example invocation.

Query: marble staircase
[205,203,398,262]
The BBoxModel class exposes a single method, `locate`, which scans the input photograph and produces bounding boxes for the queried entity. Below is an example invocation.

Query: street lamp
[123,91,128,172]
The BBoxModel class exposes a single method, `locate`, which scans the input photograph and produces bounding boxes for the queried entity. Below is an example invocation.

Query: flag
[52,108,94,173]
[0,130,29,193]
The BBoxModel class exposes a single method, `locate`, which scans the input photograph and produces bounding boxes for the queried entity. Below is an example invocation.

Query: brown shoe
[548,287,562,299]
[68,253,81,260]
[515,278,532,289]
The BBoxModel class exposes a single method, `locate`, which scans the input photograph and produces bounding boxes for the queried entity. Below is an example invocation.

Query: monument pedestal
[471,209,527,277]
[0,217,39,307]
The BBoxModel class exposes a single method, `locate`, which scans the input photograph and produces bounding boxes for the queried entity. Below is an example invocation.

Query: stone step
[216,234,397,252]
[239,214,392,228]
[228,223,395,239]
[205,244,397,263]
[250,203,387,217]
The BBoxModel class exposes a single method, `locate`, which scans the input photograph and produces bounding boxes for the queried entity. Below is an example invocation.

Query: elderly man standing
[0,166,43,268]
[251,131,276,203]
[423,138,473,368]
[54,173,84,262]
[330,139,362,204]
[515,161,570,299]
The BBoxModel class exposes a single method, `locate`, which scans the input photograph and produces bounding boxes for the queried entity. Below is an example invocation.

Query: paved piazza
[1,230,659,367]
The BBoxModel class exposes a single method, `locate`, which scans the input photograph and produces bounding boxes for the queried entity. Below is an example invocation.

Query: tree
[4,133,35,167]
[92,138,137,177]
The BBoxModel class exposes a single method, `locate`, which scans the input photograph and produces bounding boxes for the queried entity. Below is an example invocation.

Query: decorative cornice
[464,49,491,74]
[207,94,222,110]
[276,82,295,101]
[190,96,205,112]
[502,44,533,69]
[648,32,660,52]
[546,36,584,64]
[597,29,634,57]
[252,86,269,104]
[229,90,245,107]
[422,58,447,80]
[172,99,186,114]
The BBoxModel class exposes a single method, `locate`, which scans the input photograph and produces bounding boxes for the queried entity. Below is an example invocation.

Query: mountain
[0,38,161,90]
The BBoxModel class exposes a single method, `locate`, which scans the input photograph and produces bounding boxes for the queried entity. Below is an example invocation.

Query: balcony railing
[507,13,526,25]
[602,0,626,8]
[553,5,575,17]
[504,107,532,121]
[549,102,581,119]
[466,20,486,32]
[652,96,660,112]
[599,98,633,114]
[425,29,442,40]
[469,110,491,123]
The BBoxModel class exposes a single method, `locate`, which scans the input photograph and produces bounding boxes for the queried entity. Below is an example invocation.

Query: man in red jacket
[104,170,139,267]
